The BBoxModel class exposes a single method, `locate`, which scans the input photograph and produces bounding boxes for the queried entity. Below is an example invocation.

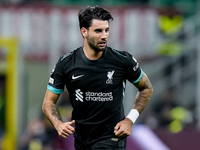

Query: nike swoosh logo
[72,75,84,80]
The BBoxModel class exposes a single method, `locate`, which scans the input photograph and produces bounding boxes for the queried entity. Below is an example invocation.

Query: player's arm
[42,89,75,138]
[114,72,153,137]
[133,71,153,113]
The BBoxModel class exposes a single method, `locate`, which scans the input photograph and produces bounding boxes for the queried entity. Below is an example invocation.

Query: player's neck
[83,45,103,60]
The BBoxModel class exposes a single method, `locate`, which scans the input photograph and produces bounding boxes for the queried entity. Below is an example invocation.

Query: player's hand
[114,118,133,137]
[55,120,75,138]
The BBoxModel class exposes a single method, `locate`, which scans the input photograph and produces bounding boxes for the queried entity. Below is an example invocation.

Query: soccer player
[42,6,153,150]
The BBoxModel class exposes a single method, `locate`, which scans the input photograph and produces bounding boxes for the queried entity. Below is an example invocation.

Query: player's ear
[81,27,87,38]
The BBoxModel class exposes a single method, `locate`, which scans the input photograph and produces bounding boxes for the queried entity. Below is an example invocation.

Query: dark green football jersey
[47,46,142,145]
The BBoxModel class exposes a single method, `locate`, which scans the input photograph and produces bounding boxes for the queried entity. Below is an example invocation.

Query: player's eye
[105,28,109,32]
[95,29,102,33]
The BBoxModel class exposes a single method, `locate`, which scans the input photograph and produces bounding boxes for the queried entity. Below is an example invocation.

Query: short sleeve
[125,52,142,84]
[47,58,65,94]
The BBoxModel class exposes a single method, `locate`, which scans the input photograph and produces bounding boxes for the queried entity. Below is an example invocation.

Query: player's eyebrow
[94,27,109,32]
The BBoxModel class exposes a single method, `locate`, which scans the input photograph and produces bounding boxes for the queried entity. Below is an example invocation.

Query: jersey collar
[80,46,107,64]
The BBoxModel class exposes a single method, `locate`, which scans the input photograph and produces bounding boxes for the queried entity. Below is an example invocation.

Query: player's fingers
[66,123,75,132]
[62,133,70,138]
[59,126,74,136]
[114,123,120,133]
[69,126,75,132]
[59,130,70,138]
[117,128,131,137]
[69,120,75,125]
[115,129,123,137]
[118,133,128,138]
[115,129,128,137]
[63,128,73,135]
[114,124,123,136]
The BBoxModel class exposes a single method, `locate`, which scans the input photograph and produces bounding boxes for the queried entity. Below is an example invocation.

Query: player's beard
[86,36,107,52]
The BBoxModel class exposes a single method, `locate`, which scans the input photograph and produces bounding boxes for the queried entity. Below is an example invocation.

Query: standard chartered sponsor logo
[75,89,113,102]
[85,91,113,101]
[75,89,83,102]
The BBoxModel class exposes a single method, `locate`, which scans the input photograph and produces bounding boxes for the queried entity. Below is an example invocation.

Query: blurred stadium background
[0,0,200,149]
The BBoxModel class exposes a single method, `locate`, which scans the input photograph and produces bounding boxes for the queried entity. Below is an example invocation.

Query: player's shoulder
[60,47,81,62]
[107,47,132,59]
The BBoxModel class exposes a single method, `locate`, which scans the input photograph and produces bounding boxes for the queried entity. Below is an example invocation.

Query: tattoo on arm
[51,104,62,122]
[133,73,153,113]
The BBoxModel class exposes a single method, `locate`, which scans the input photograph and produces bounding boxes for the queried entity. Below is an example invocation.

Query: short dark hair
[78,6,113,29]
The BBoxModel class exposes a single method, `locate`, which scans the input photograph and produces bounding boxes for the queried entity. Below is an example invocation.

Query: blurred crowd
[139,88,197,133]
[18,115,74,150]
[18,91,74,150]
[0,0,149,5]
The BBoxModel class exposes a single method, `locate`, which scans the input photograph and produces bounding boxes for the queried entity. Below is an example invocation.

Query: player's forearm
[134,87,153,113]
[133,72,153,113]
[42,100,63,128]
